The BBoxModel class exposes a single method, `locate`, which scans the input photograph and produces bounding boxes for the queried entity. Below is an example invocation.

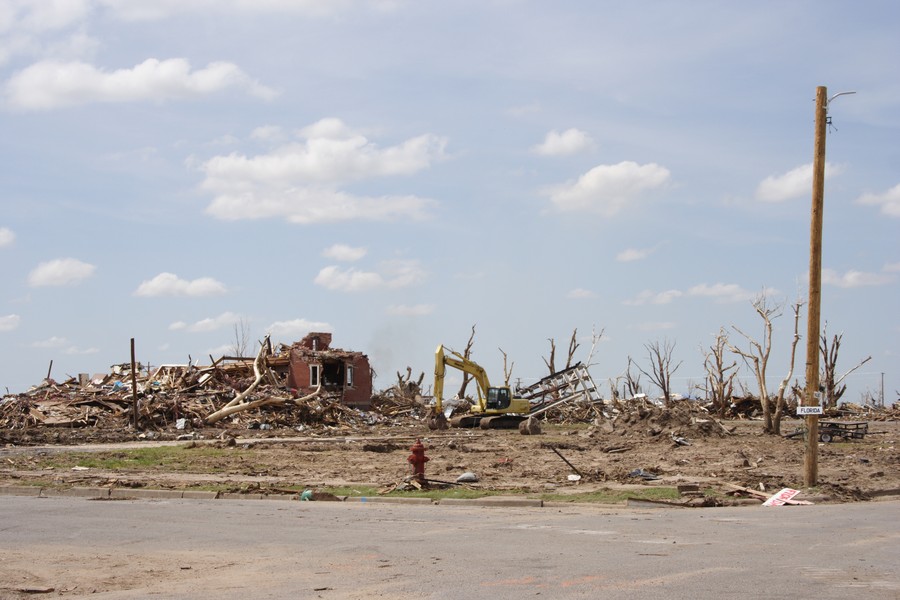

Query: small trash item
[259,424,272,430]
[456,472,479,483]
[567,474,582,482]
[300,489,314,501]
[175,418,187,430]
[628,468,660,481]
[671,434,691,446]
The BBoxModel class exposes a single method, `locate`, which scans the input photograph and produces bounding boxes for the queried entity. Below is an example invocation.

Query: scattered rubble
[2,344,898,505]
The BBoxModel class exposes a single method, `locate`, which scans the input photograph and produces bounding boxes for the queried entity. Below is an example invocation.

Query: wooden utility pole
[803,86,828,487]
[130,338,140,430]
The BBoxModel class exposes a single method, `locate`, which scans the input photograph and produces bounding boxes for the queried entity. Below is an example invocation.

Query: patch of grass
[387,487,507,500]
[32,446,243,472]
[538,486,681,504]
[312,484,682,504]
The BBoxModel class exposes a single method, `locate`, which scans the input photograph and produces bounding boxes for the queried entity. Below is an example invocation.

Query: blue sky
[1,1,897,402]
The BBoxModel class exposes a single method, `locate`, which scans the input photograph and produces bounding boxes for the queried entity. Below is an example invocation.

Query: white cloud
[856,183,900,217]
[567,288,596,299]
[547,161,670,216]
[6,1,91,33]
[203,118,445,184]
[386,304,435,316]
[182,311,241,333]
[27,257,96,287]
[625,289,683,305]
[0,314,21,332]
[250,125,286,142]
[5,58,277,110]
[532,128,593,156]
[687,283,754,303]
[381,259,426,288]
[616,246,655,262]
[323,244,367,262]
[266,318,332,340]
[200,119,445,224]
[884,262,900,273]
[31,336,69,348]
[63,345,99,355]
[134,272,227,297]
[314,266,383,292]
[168,321,187,331]
[314,260,425,292]
[97,0,368,21]
[755,162,843,203]
[30,335,97,355]
[822,268,894,288]
[0,227,14,247]
[205,189,436,224]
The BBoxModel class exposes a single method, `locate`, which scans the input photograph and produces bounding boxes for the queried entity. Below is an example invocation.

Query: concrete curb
[182,490,219,500]
[343,496,433,504]
[41,487,110,498]
[110,488,185,499]
[0,485,41,496]
[438,497,543,508]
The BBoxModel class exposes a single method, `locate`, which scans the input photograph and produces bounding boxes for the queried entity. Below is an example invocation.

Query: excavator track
[478,415,527,429]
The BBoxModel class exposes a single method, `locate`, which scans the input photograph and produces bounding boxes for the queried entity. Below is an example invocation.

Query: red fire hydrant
[407,439,429,484]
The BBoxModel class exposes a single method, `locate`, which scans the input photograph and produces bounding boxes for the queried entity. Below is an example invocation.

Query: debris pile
[1,335,390,437]
[587,398,732,442]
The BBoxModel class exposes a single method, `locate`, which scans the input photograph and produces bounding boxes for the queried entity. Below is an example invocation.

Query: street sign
[762,488,801,506]
[797,405,824,416]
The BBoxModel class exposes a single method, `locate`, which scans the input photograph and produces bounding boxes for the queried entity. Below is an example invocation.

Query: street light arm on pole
[827,90,857,109]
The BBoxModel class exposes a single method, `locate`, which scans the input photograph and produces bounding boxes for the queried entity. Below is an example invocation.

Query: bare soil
[2,406,898,504]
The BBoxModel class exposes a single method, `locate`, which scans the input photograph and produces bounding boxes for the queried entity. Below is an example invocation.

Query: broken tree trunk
[205,335,302,424]
[204,384,322,424]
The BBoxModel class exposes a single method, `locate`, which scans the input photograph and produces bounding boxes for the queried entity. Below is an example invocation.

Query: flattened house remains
[1,331,376,432]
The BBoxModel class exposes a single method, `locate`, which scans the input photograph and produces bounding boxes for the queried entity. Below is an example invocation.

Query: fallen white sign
[762,488,813,507]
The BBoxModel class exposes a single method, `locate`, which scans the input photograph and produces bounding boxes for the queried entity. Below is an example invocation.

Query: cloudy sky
[1,1,897,402]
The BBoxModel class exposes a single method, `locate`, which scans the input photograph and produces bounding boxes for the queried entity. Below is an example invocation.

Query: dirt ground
[2,402,898,504]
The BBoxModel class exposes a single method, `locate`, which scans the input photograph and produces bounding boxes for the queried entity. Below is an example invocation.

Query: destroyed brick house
[280,333,373,409]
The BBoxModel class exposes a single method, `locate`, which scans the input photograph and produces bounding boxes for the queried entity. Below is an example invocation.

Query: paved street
[2,496,898,599]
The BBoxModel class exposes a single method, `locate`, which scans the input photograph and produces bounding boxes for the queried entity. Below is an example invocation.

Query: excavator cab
[486,387,511,410]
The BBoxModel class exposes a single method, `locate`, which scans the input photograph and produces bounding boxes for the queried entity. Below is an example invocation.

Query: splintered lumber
[205,336,275,424]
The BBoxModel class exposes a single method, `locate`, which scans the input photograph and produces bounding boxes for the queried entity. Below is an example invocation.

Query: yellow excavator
[427,344,532,429]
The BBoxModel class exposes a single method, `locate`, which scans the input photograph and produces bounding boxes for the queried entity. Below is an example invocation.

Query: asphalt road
[1,496,898,599]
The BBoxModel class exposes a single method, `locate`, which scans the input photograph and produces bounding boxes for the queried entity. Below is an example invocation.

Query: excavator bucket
[427,412,449,430]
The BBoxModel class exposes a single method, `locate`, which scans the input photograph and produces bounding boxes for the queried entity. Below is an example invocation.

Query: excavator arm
[432,344,492,421]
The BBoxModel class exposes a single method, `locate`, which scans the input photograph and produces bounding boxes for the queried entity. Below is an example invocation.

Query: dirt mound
[587,400,730,443]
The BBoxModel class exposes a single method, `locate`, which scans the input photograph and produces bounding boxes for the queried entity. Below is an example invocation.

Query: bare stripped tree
[583,326,606,367]
[456,325,477,399]
[543,338,557,374]
[728,294,782,434]
[771,300,804,432]
[820,324,872,409]
[498,347,514,386]
[624,357,642,398]
[564,329,579,370]
[545,326,606,374]
[544,328,580,374]
[701,328,739,417]
[230,317,251,357]
[607,376,622,405]
[637,339,682,406]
